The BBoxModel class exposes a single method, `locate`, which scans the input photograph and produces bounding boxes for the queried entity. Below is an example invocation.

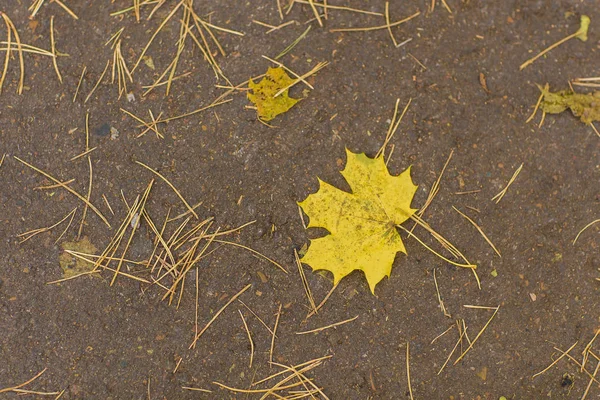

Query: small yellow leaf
[142,55,155,70]
[539,84,600,125]
[477,366,488,381]
[299,149,418,294]
[248,67,299,121]
[576,15,590,42]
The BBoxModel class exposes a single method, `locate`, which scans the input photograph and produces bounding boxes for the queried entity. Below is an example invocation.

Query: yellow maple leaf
[299,149,418,294]
[248,67,299,121]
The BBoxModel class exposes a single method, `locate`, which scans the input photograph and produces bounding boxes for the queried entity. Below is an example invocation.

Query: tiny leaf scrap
[248,67,299,121]
[298,149,418,294]
[59,237,98,279]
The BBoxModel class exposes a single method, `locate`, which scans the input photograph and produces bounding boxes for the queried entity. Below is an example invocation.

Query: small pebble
[110,127,119,140]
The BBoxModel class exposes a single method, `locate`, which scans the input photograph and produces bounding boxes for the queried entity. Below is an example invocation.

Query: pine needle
[573,219,600,245]
[253,355,332,386]
[582,361,600,400]
[295,249,317,315]
[189,283,251,348]
[28,0,45,18]
[406,342,414,400]
[110,180,153,286]
[132,0,184,73]
[54,251,150,284]
[70,146,97,161]
[376,98,411,159]
[293,0,383,16]
[270,303,282,365]
[385,2,398,47]
[14,156,110,227]
[0,368,58,395]
[276,0,284,19]
[491,163,523,204]
[275,26,311,60]
[77,114,93,240]
[181,386,212,392]
[573,76,600,88]
[111,39,133,98]
[153,99,232,124]
[533,340,579,378]
[254,20,297,34]
[453,305,500,365]
[54,207,77,243]
[1,13,24,94]
[213,380,304,394]
[53,0,79,19]
[135,160,198,219]
[110,0,158,17]
[552,345,600,386]
[438,322,466,374]
[306,0,323,27]
[330,11,420,32]
[238,299,275,336]
[18,208,77,243]
[411,214,482,287]
[0,42,54,56]
[259,361,325,399]
[0,15,11,93]
[269,360,330,399]
[306,283,338,319]
[415,150,453,219]
[84,60,110,103]
[273,61,328,97]
[538,110,546,128]
[213,239,288,273]
[452,206,501,257]
[526,84,546,123]
[296,315,358,335]
[581,329,600,373]
[433,269,451,317]
[591,123,600,138]
[72,65,86,102]
[431,324,455,344]
[50,16,62,83]
[397,224,476,270]
[262,55,314,90]
[102,194,114,215]
[121,108,164,138]
[239,310,254,368]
